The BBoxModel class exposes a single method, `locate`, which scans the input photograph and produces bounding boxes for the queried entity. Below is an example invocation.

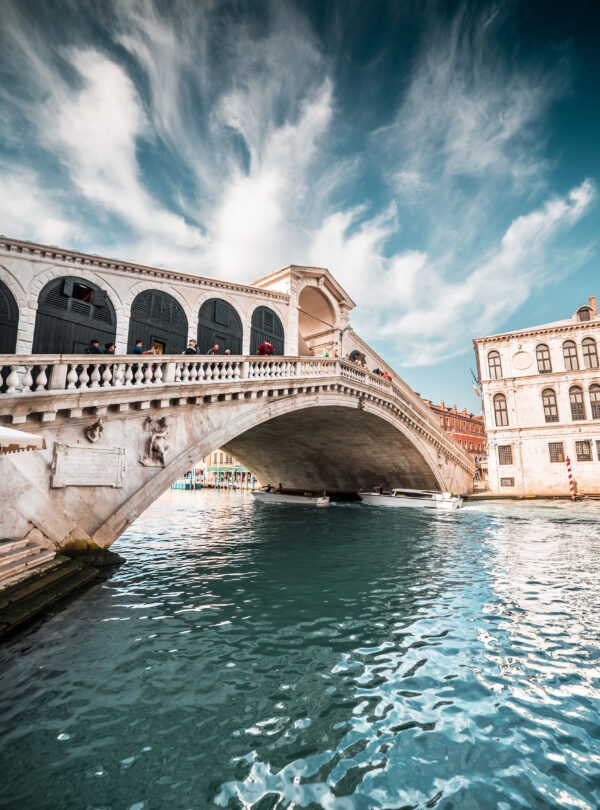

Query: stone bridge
[0,237,474,557]
[0,355,474,553]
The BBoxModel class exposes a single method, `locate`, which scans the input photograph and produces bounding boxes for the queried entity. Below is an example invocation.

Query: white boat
[252,489,330,506]
[358,488,462,510]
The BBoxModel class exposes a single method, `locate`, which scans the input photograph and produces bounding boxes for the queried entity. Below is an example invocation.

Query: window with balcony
[569,386,585,420]
[563,340,579,371]
[488,351,502,379]
[493,394,509,426]
[582,337,599,369]
[536,343,552,373]
[542,388,559,423]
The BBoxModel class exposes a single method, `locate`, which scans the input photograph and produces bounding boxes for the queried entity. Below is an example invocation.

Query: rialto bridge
[0,237,474,558]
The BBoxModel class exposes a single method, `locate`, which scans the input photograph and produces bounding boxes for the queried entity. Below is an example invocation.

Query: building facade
[423,400,487,477]
[474,297,600,496]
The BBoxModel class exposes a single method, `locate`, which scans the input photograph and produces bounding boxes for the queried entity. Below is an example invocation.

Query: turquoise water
[1,491,600,810]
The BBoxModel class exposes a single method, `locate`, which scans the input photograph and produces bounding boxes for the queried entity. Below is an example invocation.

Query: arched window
[197,299,243,354]
[488,351,502,379]
[536,344,552,374]
[0,279,18,353]
[563,340,579,371]
[250,306,284,355]
[542,388,558,423]
[569,385,585,420]
[576,306,593,322]
[33,276,116,353]
[127,290,188,354]
[582,337,598,369]
[590,384,600,419]
[493,393,509,426]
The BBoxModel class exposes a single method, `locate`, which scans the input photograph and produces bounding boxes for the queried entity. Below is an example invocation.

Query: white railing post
[48,363,68,390]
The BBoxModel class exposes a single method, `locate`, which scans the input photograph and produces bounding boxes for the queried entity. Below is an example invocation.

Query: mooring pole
[565,456,575,501]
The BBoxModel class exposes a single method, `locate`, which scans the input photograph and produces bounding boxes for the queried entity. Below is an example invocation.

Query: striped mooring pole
[566,456,575,500]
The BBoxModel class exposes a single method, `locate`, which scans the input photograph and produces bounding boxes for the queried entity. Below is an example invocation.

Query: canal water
[1,491,600,810]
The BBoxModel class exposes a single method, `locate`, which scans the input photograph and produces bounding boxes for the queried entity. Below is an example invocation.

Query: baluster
[6,365,20,393]
[124,364,134,386]
[35,364,48,391]
[89,364,101,389]
[154,363,163,385]
[21,365,34,392]
[174,363,182,383]
[225,362,232,381]
[205,363,213,382]
[134,364,144,386]
[66,364,78,389]
[144,364,153,385]
[234,362,241,380]
[102,364,113,387]
[197,362,205,382]
[78,364,90,388]
[113,364,124,387]
[189,363,198,383]
[181,363,190,383]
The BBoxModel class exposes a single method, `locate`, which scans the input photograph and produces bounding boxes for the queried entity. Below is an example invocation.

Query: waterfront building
[200,450,260,489]
[421,400,487,478]
[473,297,600,496]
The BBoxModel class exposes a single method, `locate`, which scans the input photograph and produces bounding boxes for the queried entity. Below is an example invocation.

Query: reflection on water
[1,491,599,809]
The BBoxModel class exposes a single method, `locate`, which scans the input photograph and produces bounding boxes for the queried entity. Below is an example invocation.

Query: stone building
[473,297,600,496]
[422,400,487,477]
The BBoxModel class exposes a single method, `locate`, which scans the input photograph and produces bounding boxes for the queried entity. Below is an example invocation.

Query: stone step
[0,548,56,583]
[0,542,43,568]
[0,559,98,637]
[0,555,68,602]
[0,538,30,553]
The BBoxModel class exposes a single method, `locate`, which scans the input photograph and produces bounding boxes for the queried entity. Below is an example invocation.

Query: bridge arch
[197,298,243,354]
[32,276,117,353]
[250,306,284,355]
[92,391,447,549]
[0,278,19,353]
[127,289,189,354]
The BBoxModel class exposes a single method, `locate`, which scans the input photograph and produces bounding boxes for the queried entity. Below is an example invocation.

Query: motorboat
[358,488,462,510]
[252,487,330,506]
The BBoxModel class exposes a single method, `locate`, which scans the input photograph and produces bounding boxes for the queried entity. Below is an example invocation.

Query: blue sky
[0,0,598,411]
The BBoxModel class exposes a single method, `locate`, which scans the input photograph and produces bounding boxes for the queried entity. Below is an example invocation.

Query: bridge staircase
[0,540,97,638]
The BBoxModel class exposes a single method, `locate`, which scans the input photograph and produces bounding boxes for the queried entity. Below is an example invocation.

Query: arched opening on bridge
[128,290,188,354]
[32,277,116,353]
[250,306,284,355]
[298,286,337,355]
[222,405,441,493]
[0,279,18,353]
[197,298,243,354]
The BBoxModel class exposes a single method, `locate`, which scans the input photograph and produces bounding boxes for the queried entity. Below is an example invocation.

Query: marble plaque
[51,444,125,488]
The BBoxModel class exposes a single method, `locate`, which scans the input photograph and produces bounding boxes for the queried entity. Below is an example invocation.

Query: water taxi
[358,488,462,510]
[252,487,330,506]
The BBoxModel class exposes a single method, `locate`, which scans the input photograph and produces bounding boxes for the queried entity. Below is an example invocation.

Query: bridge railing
[0,354,375,394]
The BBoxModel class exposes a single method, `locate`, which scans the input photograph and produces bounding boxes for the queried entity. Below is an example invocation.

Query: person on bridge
[224,349,231,355]
[104,342,115,354]
[257,341,274,356]
[84,339,103,354]
[184,340,198,354]
[208,344,220,355]
[133,339,155,355]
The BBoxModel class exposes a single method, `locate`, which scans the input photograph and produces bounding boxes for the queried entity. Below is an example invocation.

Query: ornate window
[563,340,579,371]
[488,351,502,379]
[582,337,599,369]
[493,394,509,426]
[536,344,552,373]
[498,445,513,465]
[542,388,559,422]
[590,384,600,419]
[575,440,592,461]
[569,386,585,420]
[548,442,565,463]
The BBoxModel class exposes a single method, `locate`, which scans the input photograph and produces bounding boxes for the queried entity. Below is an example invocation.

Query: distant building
[422,399,487,478]
[473,297,600,496]
[200,450,260,489]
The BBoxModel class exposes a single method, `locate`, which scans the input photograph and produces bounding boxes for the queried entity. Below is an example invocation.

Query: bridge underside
[224,406,440,493]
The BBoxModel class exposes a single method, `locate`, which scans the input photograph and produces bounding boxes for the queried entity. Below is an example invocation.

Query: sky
[0,0,598,411]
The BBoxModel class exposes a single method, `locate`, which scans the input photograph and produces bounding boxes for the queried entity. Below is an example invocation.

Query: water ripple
[1,492,599,809]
